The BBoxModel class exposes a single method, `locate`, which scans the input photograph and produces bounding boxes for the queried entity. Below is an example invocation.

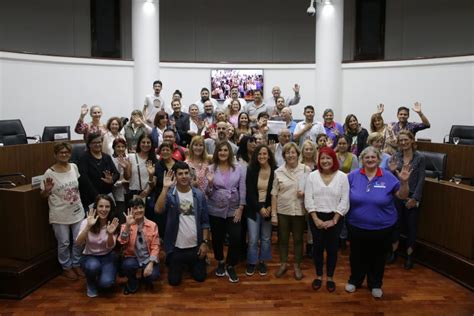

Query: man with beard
[268,96,287,120]
[222,86,247,112]
[195,87,219,114]
[205,121,238,155]
[200,100,216,126]
[246,90,270,125]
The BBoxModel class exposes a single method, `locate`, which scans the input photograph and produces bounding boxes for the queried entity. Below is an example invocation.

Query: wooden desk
[0,185,55,260]
[0,185,60,298]
[417,142,474,180]
[412,178,474,290]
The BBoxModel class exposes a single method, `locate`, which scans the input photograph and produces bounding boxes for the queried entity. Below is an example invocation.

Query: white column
[132,0,160,108]
[315,0,344,120]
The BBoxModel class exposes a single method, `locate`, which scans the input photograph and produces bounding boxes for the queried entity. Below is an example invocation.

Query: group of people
[41,79,430,299]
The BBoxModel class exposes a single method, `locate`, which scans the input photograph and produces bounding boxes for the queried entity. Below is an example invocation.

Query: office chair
[446,125,474,145]
[419,150,447,180]
[41,126,71,142]
[0,119,37,146]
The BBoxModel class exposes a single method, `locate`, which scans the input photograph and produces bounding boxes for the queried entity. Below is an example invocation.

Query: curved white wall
[1,51,473,142]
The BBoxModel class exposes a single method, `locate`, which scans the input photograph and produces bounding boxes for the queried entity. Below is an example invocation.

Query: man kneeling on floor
[155,161,210,285]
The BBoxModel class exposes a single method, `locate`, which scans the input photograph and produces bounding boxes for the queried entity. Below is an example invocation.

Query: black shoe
[246,264,256,276]
[216,262,226,277]
[312,278,322,291]
[306,243,313,259]
[226,266,239,283]
[404,255,414,270]
[326,280,336,292]
[257,261,267,276]
[386,251,397,264]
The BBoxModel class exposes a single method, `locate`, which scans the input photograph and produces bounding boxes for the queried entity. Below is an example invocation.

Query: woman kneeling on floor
[119,197,160,294]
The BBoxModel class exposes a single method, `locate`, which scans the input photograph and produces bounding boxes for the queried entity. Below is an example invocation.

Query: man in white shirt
[222,86,247,112]
[293,105,326,147]
[195,87,219,114]
[155,161,210,286]
[265,84,301,108]
[143,80,167,127]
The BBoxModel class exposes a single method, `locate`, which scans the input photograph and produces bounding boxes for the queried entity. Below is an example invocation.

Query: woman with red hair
[304,147,350,292]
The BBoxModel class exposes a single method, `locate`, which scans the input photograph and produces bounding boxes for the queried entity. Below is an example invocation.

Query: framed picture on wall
[211,69,264,101]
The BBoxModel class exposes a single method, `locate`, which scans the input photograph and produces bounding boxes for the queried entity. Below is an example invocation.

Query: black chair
[0,119,37,146]
[446,125,474,145]
[71,143,87,164]
[419,150,447,180]
[41,126,71,142]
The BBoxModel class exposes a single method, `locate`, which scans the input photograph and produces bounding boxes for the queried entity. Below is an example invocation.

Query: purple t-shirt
[347,168,400,230]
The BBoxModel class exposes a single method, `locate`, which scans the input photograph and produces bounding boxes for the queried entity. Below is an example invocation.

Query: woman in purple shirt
[206,141,246,283]
[345,146,410,299]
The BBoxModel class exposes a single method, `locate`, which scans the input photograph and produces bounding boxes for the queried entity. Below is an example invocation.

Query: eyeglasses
[137,231,143,244]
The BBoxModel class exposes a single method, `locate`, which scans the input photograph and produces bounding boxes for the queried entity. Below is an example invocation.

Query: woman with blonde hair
[367,132,391,169]
[370,104,397,155]
[185,135,211,193]
[75,104,107,140]
[227,99,241,128]
[300,140,317,171]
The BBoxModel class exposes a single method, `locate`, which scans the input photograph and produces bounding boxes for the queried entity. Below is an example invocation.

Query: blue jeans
[121,257,160,290]
[247,213,272,265]
[80,251,117,289]
[52,222,83,269]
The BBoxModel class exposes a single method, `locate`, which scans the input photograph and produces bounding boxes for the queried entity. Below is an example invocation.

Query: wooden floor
[1,239,473,316]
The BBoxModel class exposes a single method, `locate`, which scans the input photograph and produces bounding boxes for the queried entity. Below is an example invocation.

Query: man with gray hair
[280,107,297,136]
[273,128,292,167]
[265,84,301,108]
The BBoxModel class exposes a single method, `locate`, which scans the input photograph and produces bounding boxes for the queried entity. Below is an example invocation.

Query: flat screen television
[211,69,264,101]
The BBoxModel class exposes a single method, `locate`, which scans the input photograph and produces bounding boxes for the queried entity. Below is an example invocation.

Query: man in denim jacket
[155,161,210,286]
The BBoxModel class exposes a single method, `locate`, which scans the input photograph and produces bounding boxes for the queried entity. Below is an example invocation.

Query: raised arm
[154,170,175,213]
[413,102,431,128]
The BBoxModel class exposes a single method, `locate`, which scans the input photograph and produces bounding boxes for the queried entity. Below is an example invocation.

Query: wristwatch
[201,239,209,246]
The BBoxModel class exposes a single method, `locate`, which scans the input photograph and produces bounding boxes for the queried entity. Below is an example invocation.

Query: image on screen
[211,69,264,101]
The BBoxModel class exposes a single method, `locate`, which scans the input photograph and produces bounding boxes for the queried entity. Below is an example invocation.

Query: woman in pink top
[185,136,210,193]
[76,194,120,298]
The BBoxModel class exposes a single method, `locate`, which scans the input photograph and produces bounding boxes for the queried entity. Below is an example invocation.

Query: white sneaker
[371,288,383,298]
[345,283,356,293]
